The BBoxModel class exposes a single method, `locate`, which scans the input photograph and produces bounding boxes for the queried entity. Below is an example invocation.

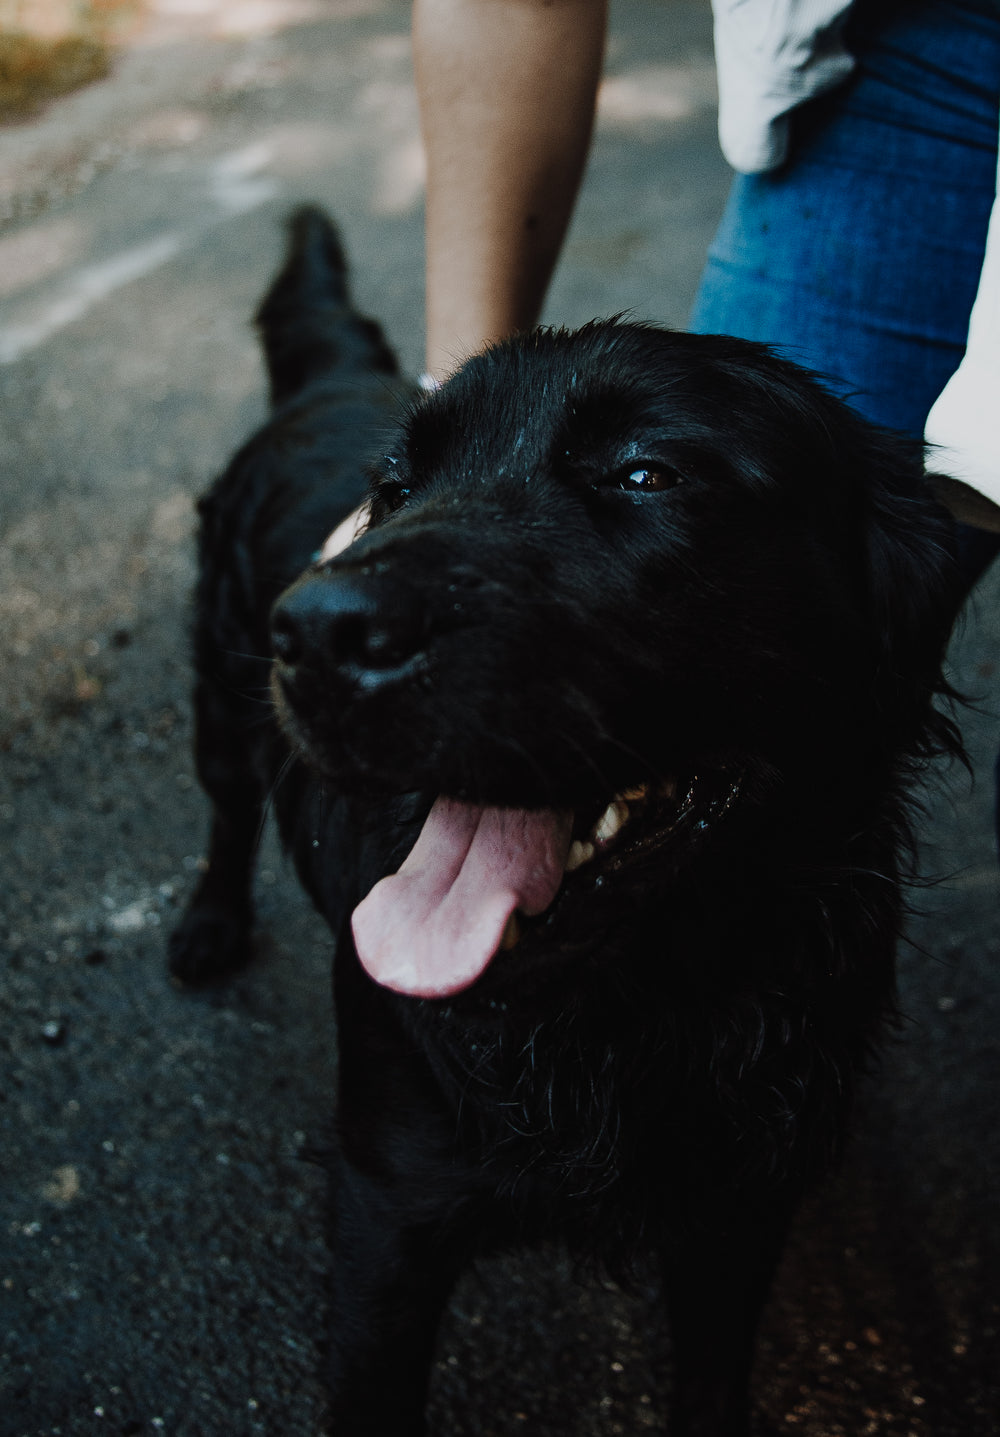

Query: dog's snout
[271,572,423,683]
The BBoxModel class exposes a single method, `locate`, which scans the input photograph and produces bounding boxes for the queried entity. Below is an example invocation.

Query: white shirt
[712,0,855,172]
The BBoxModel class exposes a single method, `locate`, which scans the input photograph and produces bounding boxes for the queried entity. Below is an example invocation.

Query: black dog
[170,207,961,1436]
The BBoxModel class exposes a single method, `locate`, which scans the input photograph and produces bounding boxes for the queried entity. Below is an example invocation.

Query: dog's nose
[271,572,423,682]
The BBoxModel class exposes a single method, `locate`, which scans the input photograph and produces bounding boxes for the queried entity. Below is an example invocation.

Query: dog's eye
[612,465,683,493]
[376,481,410,514]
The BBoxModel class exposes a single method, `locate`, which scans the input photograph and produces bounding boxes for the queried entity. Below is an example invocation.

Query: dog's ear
[860,433,963,759]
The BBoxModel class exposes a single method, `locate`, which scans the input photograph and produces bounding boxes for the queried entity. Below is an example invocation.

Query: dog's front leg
[169,675,268,983]
[324,967,477,1436]
[660,1197,793,1437]
[325,1148,471,1437]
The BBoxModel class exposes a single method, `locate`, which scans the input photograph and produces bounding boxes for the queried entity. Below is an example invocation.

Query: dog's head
[271,323,960,997]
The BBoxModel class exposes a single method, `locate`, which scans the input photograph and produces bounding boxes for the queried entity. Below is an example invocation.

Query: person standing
[412,0,1000,541]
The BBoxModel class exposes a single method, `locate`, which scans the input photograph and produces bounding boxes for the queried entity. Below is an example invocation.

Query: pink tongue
[351,797,573,998]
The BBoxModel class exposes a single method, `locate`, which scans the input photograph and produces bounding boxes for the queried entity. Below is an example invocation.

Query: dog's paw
[167,903,253,985]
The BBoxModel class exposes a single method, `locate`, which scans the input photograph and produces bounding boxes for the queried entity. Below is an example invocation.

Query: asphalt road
[1,2,998,1434]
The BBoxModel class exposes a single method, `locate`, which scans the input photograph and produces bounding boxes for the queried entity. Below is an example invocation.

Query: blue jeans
[691,0,1000,844]
[691,0,1000,445]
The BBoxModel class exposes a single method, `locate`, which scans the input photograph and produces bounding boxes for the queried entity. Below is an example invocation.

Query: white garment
[711,0,855,173]
[924,149,1000,509]
[710,0,1000,516]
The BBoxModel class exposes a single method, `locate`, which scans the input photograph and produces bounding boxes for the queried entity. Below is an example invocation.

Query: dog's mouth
[351,771,741,999]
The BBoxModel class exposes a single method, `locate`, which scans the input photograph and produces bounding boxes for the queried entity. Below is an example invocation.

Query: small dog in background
[170,207,961,1436]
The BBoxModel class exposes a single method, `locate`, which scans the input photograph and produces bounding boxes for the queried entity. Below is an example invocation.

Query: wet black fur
[170,207,962,1436]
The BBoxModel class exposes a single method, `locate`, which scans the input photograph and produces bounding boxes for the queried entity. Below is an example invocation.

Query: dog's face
[271,323,956,997]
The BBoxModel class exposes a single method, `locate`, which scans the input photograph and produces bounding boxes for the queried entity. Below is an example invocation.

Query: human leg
[691,0,1000,442]
[414,0,607,382]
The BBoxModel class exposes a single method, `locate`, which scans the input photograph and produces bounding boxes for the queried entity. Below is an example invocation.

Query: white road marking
[0,142,278,365]
[208,140,280,214]
[0,233,185,363]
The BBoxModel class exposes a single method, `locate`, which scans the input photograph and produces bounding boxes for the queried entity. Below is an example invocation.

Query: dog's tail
[255,206,400,406]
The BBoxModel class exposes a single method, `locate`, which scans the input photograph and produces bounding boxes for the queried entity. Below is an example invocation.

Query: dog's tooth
[618,785,649,803]
[592,800,629,845]
[564,839,595,873]
[500,913,521,950]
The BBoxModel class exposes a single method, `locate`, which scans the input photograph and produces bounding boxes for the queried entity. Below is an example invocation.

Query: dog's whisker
[222,647,273,664]
[259,750,300,841]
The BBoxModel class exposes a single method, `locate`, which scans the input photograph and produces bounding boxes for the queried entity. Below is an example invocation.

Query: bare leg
[414,0,608,380]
